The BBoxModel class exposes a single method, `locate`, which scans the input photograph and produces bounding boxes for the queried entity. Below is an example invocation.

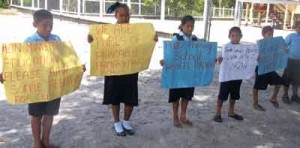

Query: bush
[0,0,8,8]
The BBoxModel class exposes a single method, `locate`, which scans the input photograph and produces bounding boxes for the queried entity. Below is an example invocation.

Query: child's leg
[172,100,180,127]
[41,115,53,147]
[228,98,236,115]
[252,88,259,106]
[31,116,42,148]
[124,105,133,121]
[292,84,299,97]
[271,85,280,102]
[112,104,121,122]
[216,99,223,115]
[180,98,192,125]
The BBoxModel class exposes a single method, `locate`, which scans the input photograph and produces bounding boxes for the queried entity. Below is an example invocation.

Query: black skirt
[169,87,195,103]
[103,73,138,106]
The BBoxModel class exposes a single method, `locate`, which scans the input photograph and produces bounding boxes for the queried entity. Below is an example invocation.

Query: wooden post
[83,0,85,14]
[59,0,62,14]
[245,3,249,24]
[99,0,103,17]
[160,0,165,20]
[250,2,254,24]
[127,0,131,9]
[31,0,34,9]
[265,3,270,24]
[45,0,47,10]
[291,6,295,28]
[138,0,141,15]
[284,5,288,29]
[77,0,81,16]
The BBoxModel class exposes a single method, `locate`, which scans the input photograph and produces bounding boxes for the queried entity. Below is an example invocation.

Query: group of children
[0,1,300,147]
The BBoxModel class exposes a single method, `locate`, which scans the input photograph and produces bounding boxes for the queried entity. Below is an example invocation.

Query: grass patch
[0,8,17,15]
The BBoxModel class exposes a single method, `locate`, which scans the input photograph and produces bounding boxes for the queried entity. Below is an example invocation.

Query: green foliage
[212,0,236,8]
[0,0,8,7]
[144,0,204,18]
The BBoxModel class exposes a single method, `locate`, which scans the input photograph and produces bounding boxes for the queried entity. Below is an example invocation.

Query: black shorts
[254,69,283,90]
[103,73,138,106]
[282,58,300,86]
[28,98,61,117]
[169,87,194,103]
[218,80,242,101]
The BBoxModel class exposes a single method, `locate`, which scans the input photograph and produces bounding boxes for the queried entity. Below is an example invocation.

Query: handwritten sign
[1,42,83,104]
[219,43,258,82]
[89,23,156,76]
[162,41,217,88]
[257,36,288,75]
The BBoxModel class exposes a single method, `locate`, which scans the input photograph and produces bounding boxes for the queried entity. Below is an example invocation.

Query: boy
[213,27,244,123]
[282,22,300,104]
[25,9,61,148]
[252,26,283,111]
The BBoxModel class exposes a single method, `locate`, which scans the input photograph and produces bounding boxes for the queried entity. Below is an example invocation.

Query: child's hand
[216,56,223,64]
[159,59,164,66]
[0,73,4,84]
[82,65,86,72]
[154,33,158,42]
[87,35,93,43]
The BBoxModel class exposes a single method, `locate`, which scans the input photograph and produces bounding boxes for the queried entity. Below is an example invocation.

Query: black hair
[33,9,53,23]
[106,1,129,14]
[229,26,242,36]
[262,26,273,35]
[179,15,195,31]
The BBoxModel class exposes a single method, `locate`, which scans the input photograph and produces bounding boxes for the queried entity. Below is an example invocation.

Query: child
[25,10,62,148]
[282,21,300,104]
[252,26,282,111]
[1,10,85,148]
[88,2,157,136]
[160,15,198,127]
[213,27,244,123]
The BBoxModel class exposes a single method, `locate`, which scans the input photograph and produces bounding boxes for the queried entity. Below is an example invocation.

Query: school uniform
[253,68,283,90]
[282,33,300,86]
[103,73,138,106]
[168,31,198,103]
[25,32,61,117]
[218,43,243,101]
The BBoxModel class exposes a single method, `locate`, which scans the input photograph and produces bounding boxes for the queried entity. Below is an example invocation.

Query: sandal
[282,94,291,104]
[253,104,266,111]
[228,113,243,121]
[269,100,279,108]
[213,115,222,122]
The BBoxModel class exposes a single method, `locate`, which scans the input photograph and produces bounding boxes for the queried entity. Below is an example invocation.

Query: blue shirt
[25,32,61,43]
[285,33,300,59]
[172,31,198,41]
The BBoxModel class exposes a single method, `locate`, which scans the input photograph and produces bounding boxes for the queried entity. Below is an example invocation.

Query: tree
[144,0,204,18]
[212,0,235,7]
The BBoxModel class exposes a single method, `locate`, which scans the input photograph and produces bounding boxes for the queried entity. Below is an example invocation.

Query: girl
[161,15,198,127]
[213,27,244,123]
[88,2,157,136]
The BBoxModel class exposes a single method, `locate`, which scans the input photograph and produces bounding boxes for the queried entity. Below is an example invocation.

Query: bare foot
[42,142,59,148]
[180,118,193,126]
[34,141,43,148]
[173,119,182,128]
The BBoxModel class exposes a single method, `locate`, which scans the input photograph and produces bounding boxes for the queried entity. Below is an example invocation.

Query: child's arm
[159,59,164,66]
[154,33,158,42]
[87,35,93,43]
[0,73,4,83]
[82,65,86,72]
[216,56,223,64]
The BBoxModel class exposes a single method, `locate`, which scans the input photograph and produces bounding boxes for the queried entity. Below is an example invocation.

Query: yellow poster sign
[1,42,83,104]
[89,23,156,76]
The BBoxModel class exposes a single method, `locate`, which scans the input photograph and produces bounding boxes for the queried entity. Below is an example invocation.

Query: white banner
[219,43,258,82]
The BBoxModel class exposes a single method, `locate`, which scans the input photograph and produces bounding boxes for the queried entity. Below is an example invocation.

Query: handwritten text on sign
[1,42,83,104]
[162,41,217,88]
[257,36,288,75]
[219,44,258,82]
[89,23,156,76]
